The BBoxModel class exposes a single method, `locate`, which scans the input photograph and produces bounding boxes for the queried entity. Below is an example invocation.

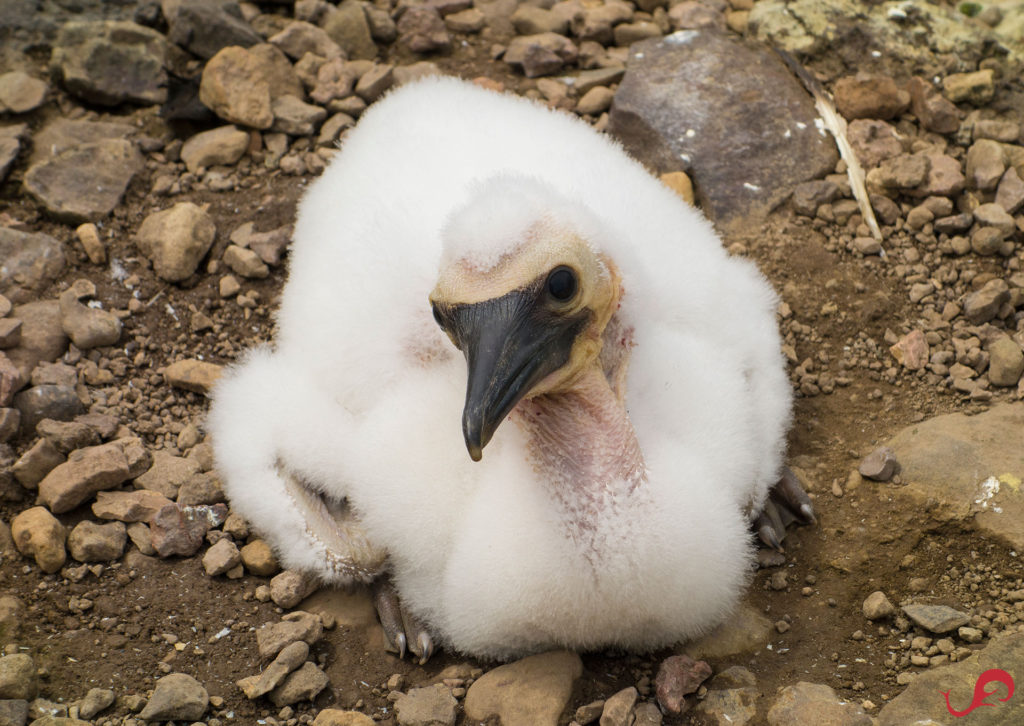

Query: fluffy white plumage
[209,77,792,660]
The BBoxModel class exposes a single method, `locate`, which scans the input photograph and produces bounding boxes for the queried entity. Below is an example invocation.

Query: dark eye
[546,266,577,302]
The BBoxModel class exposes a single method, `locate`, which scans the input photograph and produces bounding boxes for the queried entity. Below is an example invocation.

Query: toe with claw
[755,466,816,552]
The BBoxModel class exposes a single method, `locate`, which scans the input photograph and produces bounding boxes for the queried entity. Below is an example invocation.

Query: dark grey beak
[442,288,587,461]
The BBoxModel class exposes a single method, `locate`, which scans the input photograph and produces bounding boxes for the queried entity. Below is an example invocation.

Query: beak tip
[467,444,483,462]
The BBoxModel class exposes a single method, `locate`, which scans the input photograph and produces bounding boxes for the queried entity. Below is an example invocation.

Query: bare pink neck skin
[512,364,647,504]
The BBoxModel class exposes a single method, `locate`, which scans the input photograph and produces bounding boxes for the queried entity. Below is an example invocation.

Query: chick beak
[447,288,586,462]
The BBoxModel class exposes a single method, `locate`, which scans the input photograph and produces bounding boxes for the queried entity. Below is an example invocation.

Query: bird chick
[209,77,812,662]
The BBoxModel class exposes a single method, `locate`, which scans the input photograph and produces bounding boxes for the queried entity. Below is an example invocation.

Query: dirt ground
[2,1,1023,724]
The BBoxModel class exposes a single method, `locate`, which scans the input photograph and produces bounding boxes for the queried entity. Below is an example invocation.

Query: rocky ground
[1,0,1024,725]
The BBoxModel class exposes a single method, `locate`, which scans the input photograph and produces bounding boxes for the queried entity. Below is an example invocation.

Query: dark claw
[373,577,435,663]
[755,511,784,552]
[775,467,816,524]
[416,632,434,665]
[753,467,816,552]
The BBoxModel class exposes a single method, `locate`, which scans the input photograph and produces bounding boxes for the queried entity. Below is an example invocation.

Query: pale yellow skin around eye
[429,220,623,398]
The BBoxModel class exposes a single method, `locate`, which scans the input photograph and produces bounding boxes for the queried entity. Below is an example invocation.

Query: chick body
[210,77,791,659]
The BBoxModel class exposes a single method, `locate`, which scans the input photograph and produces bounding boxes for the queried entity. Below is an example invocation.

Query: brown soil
[2,3,1023,725]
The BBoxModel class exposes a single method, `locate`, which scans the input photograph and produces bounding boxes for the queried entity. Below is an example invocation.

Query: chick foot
[754,467,816,552]
[373,578,435,664]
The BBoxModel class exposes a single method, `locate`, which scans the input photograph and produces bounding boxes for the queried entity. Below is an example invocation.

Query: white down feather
[208,77,793,659]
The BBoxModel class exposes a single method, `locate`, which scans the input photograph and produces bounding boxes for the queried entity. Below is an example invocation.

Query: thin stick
[777,50,885,255]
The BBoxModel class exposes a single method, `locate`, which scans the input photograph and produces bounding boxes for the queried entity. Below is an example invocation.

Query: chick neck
[511,322,648,515]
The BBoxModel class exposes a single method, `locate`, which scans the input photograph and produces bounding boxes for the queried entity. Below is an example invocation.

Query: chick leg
[373,578,435,664]
[755,467,815,552]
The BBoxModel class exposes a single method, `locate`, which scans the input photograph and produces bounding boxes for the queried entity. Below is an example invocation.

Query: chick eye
[546,266,577,302]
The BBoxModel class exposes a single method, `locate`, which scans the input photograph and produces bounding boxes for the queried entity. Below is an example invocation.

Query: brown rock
[200,45,301,129]
[310,57,359,105]
[464,651,583,726]
[833,73,909,120]
[767,682,872,726]
[92,490,174,522]
[0,71,47,113]
[135,202,217,283]
[163,359,224,394]
[398,7,451,53]
[270,569,318,608]
[655,654,711,714]
[988,336,1024,387]
[963,279,1010,324]
[58,279,122,350]
[202,537,241,575]
[847,119,904,168]
[37,440,134,513]
[907,76,960,134]
[180,126,250,174]
[134,451,201,499]
[889,330,929,371]
[505,33,579,77]
[237,640,309,698]
[12,437,65,488]
[858,446,899,481]
[269,661,329,707]
[23,139,144,223]
[323,1,378,60]
[966,139,1007,191]
[269,20,343,61]
[11,506,66,573]
[149,503,227,557]
[240,539,279,576]
[67,520,126,562]
[257,611,324,660]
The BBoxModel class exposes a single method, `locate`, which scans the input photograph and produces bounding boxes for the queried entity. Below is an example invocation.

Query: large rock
[29,119,138,167]
[138,672,209,721]
[608,30,837,232]
[67,520,127,562]
[323,1,378,60]
[50,20,167,106]
[393,684,458,726]
[180,126,250,174]
[23,139,144,223]
[37,439,150,514]
[5,300,68,382]
[135,202,217,283]
[13,385,83,433]
[0,228,65,304]
[684,604,771,659]
[10,506,66,573]
[886,404,1024,549]
[0,653,37,699]
[200,44,303,129]
[878,631,1023,725]
[464,651,582,726]
[164,0,262,59]
[767,681,873,725]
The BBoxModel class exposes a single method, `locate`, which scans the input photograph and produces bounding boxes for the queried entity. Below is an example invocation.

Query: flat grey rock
[886,403,1024,549]
[0,228,65,304]
[608,30,837,232]
[23,139,144,223]
[50,20,167,106]
[902,603,970,634]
